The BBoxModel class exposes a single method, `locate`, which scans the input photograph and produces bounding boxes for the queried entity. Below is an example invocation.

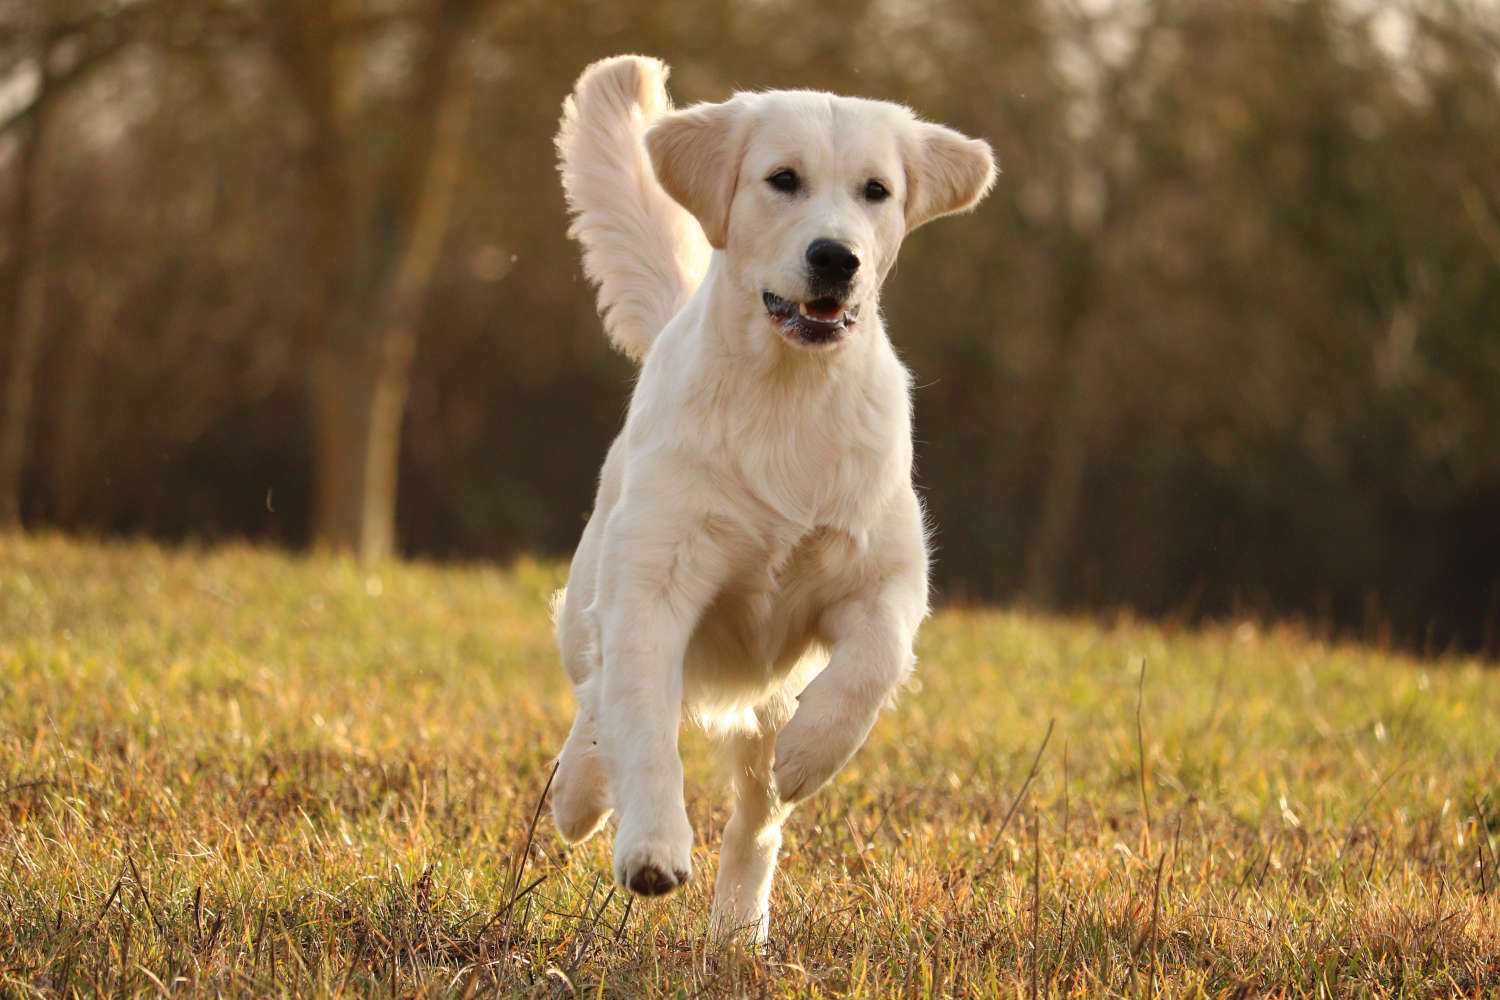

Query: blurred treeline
[2,0,1498,653]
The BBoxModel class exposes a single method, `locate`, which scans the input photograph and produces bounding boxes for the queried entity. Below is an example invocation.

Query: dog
[550,55,994,942]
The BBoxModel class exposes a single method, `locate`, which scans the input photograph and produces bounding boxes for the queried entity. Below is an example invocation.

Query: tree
[274,0,487,560]
[0,9,134,526]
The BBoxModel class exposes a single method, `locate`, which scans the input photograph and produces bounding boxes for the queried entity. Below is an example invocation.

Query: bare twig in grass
[204,909,226,953]
[1166,815,1182,899]
[125,854,170,943]
[563,876,620,976]
[481,761,556,945]
[613,893,634,942]
[843,813,869,870]
[88,866,126,934]
[253,898,268,973]
[1061,738,1070,856]
[1030,807,1042,1000]
[0,778,54,797]
[1473,796,1494,896]
[1131,851,1167,996]
[978,719,1055,879]
[1135,659,1152,853]
[1253,834,1277,891]
[508,874,549,914]
[1050,884,1074,987]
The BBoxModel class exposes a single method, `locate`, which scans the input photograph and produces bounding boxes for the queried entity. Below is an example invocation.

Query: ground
[1,531,1497,998]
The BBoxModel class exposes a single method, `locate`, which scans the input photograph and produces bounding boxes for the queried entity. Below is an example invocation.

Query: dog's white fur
[551,55,994,941]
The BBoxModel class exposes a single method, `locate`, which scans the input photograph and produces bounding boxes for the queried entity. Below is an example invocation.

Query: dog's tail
[556,56,708,363]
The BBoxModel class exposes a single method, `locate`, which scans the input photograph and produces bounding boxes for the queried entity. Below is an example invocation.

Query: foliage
[0,0,1498,648]
[2,532,1497,997]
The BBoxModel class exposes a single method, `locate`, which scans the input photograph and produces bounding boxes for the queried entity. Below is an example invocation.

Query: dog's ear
[902,121,996,231]
[646,99,747,250]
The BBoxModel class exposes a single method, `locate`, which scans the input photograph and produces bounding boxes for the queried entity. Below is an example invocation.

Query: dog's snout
[806,239,860,286]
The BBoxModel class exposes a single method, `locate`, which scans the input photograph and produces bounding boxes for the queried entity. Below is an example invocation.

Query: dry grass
[2,530,1497,998]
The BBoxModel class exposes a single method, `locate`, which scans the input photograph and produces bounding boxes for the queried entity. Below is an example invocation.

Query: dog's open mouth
[763,291,860,345]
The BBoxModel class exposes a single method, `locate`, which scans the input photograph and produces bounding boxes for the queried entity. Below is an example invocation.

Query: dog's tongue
[801,298,842,321]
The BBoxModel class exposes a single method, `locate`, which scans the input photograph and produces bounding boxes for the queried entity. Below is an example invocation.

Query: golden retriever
[550,55,994,941]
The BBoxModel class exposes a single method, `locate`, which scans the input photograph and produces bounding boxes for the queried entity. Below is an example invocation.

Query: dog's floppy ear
[902,121,996,231]
[646,99,747,250]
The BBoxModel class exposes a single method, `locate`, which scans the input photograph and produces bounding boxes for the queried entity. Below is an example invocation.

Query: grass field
[2,531,1497,998]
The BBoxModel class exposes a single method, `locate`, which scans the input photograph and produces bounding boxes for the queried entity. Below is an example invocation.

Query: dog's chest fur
[681,524,858,708]
[630,310,916,716]
[638,303,912,535]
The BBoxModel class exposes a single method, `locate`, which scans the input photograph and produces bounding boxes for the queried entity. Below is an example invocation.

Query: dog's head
[646,90,995,351]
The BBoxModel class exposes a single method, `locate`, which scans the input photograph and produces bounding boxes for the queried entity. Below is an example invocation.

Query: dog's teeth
[797,302,811,317]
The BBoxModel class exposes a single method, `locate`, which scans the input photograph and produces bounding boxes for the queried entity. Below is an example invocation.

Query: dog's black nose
[806,239,859,285]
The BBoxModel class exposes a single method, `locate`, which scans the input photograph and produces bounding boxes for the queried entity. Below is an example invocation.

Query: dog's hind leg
[552,701,613,843]
[709,693,795,944]
[551,581,611,843]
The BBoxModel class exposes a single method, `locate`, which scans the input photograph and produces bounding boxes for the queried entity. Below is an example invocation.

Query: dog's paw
[772,710,864,804]
[613,807,694,896]
[550,717,613,844]
[551,759,612,844]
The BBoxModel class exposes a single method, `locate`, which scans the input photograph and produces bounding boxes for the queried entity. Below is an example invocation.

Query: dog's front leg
[597,518,727,896]
[772,580,925,803]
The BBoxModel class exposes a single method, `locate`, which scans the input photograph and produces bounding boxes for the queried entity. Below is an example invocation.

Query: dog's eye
[864,179,890,203]
[767,169,800,193]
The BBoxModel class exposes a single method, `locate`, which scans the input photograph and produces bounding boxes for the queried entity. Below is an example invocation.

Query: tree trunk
[1025,227,1100,606]
[1,16,133,529]
[1025,359,1096,605]
[49,270,119,522]
[301,0,480,560]
[0,256,47,529]
[310,331,413,559]
[0,46,54,530]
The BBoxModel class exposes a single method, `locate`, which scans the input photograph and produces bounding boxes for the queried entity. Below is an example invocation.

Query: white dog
[550,55,994,941]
